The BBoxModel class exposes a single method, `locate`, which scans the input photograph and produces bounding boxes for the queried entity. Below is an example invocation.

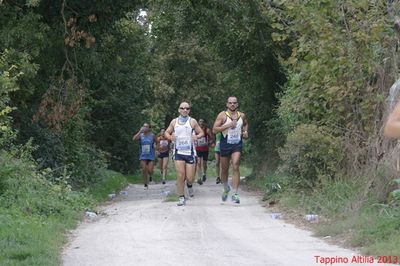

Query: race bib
[197,137,207,146]
[160,140,168,147]
[142,144,151,154]
[176,137,191,151]
[227,128,241,144]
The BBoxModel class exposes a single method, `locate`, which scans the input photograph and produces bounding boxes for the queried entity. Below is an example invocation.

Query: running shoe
[221,186,230,202]
[144,183,148,189]
[162,179,166,185]
[216,177,221,184]
[197,178,203,185]
[202,174,207,182]
[188,186,194,197]
[177,196,186,206]
[232,193,240,204]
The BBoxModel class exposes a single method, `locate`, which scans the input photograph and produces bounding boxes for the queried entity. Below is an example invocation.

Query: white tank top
[222,112,243,144]
[174,117,193,155]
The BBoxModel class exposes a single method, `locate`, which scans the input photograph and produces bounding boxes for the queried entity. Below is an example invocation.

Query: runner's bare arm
[242,113,249,139]
[213,112,234,134]
[384,101,400,138]
[132,128,142,141]
[155,137,160,151]
[191,119,205,140]
[164,119,176,141]
[207,127,214,144]
[153,135,157,149]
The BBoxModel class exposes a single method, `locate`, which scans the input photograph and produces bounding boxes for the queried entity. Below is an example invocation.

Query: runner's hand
[242,131,248,139]
[230,119,237,129]
[170,133,176,141]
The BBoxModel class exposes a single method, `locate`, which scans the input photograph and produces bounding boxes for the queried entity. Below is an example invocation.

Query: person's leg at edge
[202,153,208,181]
[162,157,168,183]
[220,154,230,201]
[174,160,186,204]
[215,152,221,184]
[231,152,241,203]
[231,152,241,191]
[148,160,154,182]
[158,156,163,180]
[197,156,203,184]
[140,160,149,187]
[186,162,195,197]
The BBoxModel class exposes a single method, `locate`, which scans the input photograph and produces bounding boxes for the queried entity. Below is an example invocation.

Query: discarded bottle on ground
[305,214,318,221]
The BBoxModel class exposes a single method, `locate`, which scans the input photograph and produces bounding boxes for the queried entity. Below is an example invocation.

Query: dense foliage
[267,0,398,194]
[1,0,153,179]
[2,0,400,194]
[2,0,399,196]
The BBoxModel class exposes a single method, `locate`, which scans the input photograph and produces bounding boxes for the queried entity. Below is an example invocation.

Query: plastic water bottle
[305,214,318,221]
[85,211,97,218]
[271,212,282,219]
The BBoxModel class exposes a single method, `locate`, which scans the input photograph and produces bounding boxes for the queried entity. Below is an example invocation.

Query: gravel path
[62,179,384,266]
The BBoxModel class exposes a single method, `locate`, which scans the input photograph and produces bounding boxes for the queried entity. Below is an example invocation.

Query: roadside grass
[0,209,78,266]
[313,205,400,256]
[89,170,128,201]
[1,167,129,266]
[253,173,400,257]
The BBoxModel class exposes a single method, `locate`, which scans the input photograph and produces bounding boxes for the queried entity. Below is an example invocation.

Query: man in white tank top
[165,102,204,206]
[213,96,249,204]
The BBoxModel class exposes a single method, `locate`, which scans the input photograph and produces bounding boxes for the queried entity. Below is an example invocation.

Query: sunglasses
[179,107,190,110]
[228,102,238,104]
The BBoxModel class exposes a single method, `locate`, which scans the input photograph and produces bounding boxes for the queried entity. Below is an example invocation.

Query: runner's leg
[202,151,208,181]
[215,152,221,183]
[220,156,229,184]
[220,154,231,201]
[231,152,241,191]
[148,160,154,182]
[140,160,148,186]
[162,156,168,181]
[186,162,196,186]
[158,156,163,178]
[174,160,186,197]
[197,156,203,183]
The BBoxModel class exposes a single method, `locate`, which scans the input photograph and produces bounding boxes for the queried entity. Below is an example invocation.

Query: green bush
[278,124,344,188]
[89,170,128,201]
[261,173,291,201]
[0,146,132,265]
[0,149,92,216]
[62,120,108,188]
[303,178,364,216]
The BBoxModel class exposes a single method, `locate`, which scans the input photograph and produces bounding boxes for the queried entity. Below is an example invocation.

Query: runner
[384,100,400,138]
[195,118,213,185]
[212,96,249,204]
[165,102,204,206]
[132,123,156,189]
[214,132,222,184]
[156,128,170,185]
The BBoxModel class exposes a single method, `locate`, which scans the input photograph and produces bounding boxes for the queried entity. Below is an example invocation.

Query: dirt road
[62,179,382,266]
